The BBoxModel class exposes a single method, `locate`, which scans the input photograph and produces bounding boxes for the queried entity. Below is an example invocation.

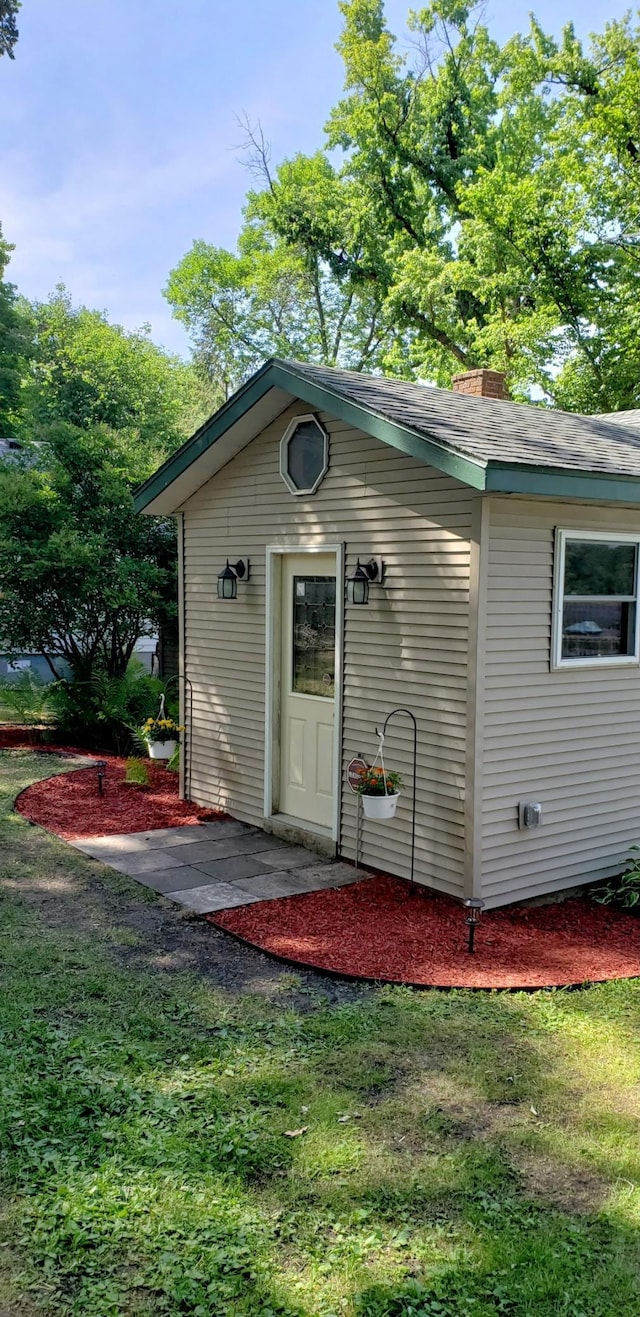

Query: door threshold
[265,813,336,858]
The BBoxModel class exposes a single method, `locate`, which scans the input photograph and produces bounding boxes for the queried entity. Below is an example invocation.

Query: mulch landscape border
[8,744,223,839]
[209,873,640,992]
[6,743,640,992]
[204,916,610,994]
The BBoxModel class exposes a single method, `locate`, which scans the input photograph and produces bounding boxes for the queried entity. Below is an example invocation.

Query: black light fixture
[463,898,485,954]
[217,558,250,600]
[346,557,385,605]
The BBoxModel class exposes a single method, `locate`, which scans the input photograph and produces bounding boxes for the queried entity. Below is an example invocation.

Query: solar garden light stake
[96,760,107,796]
[463,898,485,953]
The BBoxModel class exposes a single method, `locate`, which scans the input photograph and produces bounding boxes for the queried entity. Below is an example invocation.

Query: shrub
[0,672,54,729]
[46,661,177,754]
[592,846,640,911]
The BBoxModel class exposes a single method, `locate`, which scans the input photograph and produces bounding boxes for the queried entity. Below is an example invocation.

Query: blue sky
[0,0,625,356]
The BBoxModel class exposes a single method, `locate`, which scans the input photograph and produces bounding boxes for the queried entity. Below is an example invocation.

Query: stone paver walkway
[71,818,362,913]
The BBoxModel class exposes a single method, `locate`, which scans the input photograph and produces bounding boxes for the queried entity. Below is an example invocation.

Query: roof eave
[134,359,488,513]
[134,357,640,516]
[486,463,640,504]
[134,359,278,513]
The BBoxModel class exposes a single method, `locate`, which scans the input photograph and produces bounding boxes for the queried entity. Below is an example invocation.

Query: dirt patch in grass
[2,751,363,1006]
[512,1151,610,1214]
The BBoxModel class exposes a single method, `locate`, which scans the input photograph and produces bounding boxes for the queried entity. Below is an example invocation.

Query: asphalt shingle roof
[284,360,640,478]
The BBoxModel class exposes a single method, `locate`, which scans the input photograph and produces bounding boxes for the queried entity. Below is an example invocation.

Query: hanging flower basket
[362,791,400,820]
[356,764,402,822]
[148,738,177,760]
[140,699,183,761]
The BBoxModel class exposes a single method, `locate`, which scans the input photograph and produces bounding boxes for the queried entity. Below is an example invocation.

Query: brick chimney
[451,368,509,400]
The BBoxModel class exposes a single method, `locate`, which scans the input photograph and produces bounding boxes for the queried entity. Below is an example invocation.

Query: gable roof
[135,358,640,514]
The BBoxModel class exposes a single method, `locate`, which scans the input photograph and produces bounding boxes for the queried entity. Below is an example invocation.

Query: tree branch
[400,301,472,366]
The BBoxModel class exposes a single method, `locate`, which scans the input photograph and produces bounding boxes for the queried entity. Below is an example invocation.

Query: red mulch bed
[209,874,640,990]
[14,751,223,840]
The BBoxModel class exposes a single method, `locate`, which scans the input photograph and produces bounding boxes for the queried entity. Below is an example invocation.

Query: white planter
[361,792,400,820]
[148,739,177,760]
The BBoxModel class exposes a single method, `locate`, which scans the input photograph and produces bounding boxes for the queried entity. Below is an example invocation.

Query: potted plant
[140,714,183,760]
[356,766,403,819]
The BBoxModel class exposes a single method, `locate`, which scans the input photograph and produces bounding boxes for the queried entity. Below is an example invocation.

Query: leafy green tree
[0,423,175,680]
[0,290,210,682]
[23,286,213,461]
[165,150,397,397]
[216,0,640,412]
[0,228,32,435]
[0,0,19,60]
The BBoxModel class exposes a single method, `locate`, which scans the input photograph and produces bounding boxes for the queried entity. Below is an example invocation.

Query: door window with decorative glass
[292,576,336,696]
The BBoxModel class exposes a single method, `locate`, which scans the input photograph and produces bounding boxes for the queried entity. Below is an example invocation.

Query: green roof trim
[269,363,487,490]
[134,359,487,512]
[133,362,277,512]
[485,464,640,503]
[134,357,640,513]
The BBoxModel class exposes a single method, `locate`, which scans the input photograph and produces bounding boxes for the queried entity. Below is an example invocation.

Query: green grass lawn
[1,751,639,1316]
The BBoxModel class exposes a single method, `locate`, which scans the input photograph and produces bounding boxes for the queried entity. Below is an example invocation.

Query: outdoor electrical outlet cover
[518,801,542,829]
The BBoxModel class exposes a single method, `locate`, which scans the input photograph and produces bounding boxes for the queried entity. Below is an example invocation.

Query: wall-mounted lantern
[217,558,250,600]
[346,557,385,605]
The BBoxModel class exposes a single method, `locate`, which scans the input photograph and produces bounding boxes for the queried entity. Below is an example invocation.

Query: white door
[279,554,337,829]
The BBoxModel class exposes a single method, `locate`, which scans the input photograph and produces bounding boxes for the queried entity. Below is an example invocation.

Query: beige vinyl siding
[181,400,477,897]
[481,496,640,906]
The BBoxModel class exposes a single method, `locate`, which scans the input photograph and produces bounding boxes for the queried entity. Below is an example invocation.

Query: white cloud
[0,125,249,353]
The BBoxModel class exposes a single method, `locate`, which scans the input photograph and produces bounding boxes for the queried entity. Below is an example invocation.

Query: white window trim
[279,414,329,496]
[551,527,640,670]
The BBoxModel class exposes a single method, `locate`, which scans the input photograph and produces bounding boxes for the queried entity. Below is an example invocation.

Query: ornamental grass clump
[124,757,150,787]
[356,766,402,796]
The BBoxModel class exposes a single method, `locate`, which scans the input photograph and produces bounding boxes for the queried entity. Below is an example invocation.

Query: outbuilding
[135,360,640,907]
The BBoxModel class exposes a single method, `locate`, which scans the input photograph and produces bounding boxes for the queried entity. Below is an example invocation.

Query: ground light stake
[96,760,107,795]
[464,898,485,953]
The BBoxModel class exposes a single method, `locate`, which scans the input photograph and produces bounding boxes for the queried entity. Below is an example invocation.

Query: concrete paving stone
[298,863,363,888]
[190,853,276,882]
[256,845,321,871]
[70,820,251,858]
[273,867,351,895]
[105,849,189,876]
[179,820,253,841]
[69,816,250,858]
[71,834,152,858]
[167,882,263,914]
[160,840,241,865]
[231,870,325,901]
[131,866,212,894]
[160,838,268,866]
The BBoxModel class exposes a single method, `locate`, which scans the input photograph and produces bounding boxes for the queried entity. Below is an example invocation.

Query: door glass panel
[292,576,336,697]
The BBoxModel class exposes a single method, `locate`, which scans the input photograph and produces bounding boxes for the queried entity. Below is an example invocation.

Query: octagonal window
[280,415,328,496]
